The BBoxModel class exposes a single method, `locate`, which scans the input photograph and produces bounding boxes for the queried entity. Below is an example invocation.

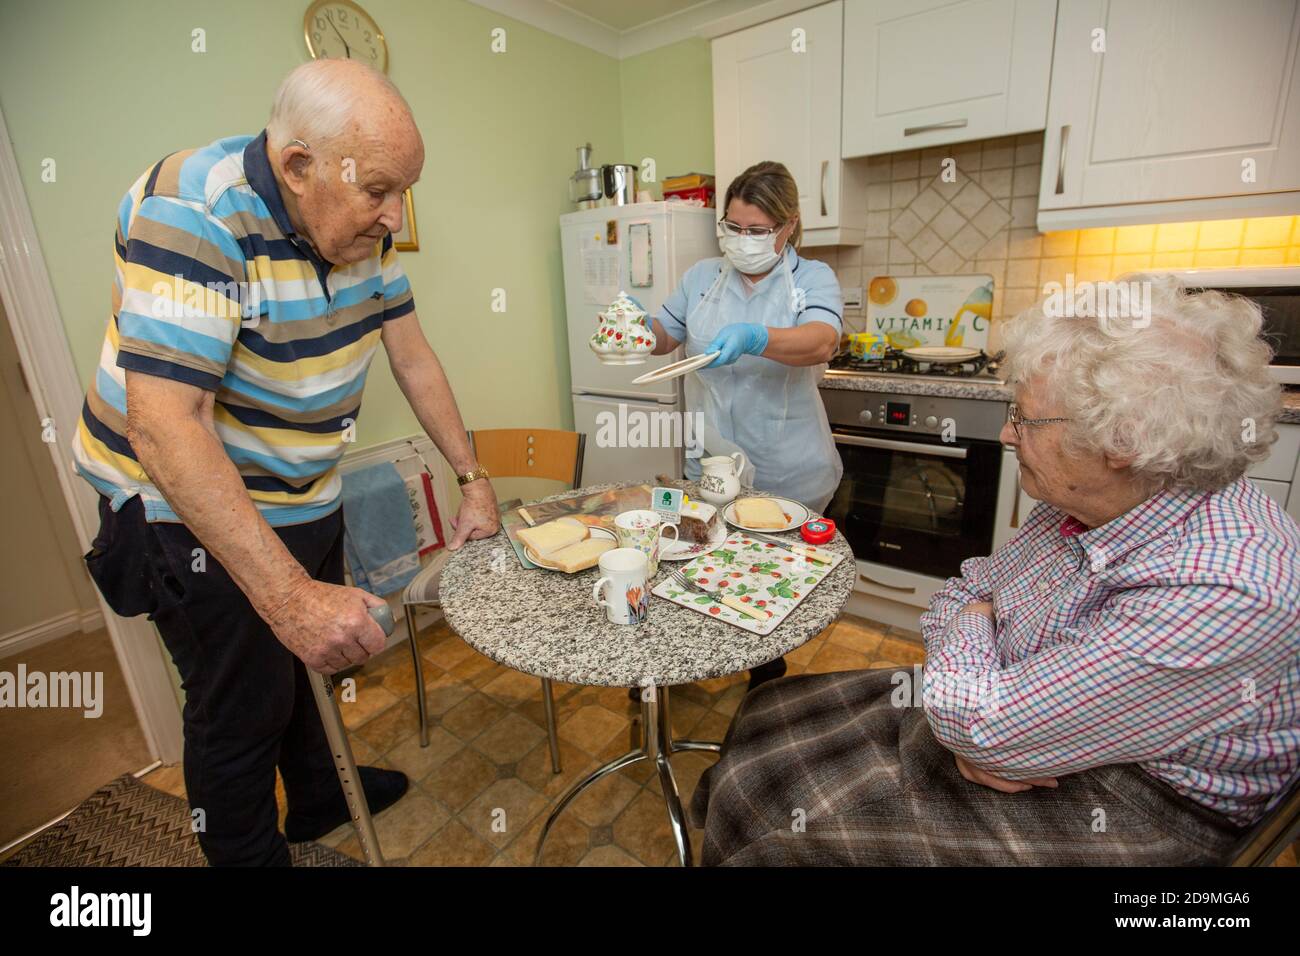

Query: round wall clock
[304,0,388,73]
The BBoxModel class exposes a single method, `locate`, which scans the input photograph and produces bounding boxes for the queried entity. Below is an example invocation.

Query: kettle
[601,163,638,205]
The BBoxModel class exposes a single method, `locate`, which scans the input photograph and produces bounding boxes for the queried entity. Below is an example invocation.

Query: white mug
[592,548,650,625]
[613,509,680,577]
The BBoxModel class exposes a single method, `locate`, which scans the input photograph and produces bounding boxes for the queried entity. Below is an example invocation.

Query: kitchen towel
[341,462,422,596]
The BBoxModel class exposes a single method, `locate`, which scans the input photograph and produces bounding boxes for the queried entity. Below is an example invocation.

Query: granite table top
[438,481,856,688]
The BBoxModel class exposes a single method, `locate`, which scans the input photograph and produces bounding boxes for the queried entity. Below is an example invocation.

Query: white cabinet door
[842,0,1057,157]
[1247,423,1300,482]
[712,2,854,236]
[1251,477,1292,508]
[1040,0,1300,216]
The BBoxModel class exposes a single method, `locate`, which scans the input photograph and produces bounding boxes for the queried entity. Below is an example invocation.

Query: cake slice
[734,497,788,529]
[678,499,720,544]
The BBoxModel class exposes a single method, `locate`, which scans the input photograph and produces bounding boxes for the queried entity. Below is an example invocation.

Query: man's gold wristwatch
[456,465,491,486]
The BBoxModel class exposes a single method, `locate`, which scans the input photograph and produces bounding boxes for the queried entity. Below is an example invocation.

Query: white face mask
[719,232,783,274]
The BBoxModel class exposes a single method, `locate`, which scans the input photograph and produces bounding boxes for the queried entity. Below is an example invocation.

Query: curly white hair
[1000,273,1282,493]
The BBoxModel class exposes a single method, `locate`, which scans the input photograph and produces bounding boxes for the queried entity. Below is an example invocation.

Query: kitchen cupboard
[841,0,1057,157]
[711,0,868,246]
[1038,0,1300,229]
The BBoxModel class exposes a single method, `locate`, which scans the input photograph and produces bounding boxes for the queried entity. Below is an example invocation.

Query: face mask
[720,232,783,274]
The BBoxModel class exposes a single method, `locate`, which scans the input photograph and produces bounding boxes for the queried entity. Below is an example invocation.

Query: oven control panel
[825,388,1007,443]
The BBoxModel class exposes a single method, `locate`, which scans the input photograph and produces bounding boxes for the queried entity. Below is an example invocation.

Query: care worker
[647,161,844,693]
[650,161,844,514]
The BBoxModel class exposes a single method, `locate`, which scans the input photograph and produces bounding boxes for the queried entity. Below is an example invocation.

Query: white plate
[902,346,982,364]
[658,518,728,562]
[630,351,721,385]
[722,496,810,533]
[524,526,616,572]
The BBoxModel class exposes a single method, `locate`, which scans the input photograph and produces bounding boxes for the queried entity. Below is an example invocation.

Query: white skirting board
[0,607,105,658]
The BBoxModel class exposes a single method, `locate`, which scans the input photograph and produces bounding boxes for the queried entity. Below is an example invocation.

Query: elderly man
[72,59,499,865]
[688,275,1300,865]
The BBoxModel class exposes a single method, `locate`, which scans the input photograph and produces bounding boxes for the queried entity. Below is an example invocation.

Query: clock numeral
[363,30,372,42]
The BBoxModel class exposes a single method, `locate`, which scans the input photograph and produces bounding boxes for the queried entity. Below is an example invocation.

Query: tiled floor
[143,613,922,866]
[141,613,1297,868]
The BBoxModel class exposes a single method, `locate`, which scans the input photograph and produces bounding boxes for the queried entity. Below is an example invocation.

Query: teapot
[696,452,747,507]
[590,291,656,365]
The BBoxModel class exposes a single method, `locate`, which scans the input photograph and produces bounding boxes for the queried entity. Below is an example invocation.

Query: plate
[722,496,810,533]
[524,526,616,572]
[902,346,982,364]
[630,351,721,385]
[658,517,728,562]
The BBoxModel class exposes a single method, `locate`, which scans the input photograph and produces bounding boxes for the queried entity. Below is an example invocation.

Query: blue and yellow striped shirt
[73,131,415,525]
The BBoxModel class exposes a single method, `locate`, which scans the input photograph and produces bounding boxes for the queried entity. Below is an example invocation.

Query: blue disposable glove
[705,323,769,367]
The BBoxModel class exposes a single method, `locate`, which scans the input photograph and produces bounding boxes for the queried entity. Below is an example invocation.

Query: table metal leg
[534,748,645,866]
[645,689,692,867]
[307,669,385,867]
[533,683,721,867]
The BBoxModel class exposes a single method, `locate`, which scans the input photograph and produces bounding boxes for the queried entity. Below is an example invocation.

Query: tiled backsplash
[803,132,1300,343]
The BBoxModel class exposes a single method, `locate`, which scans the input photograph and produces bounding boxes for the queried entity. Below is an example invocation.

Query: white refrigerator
[560,202,719,485]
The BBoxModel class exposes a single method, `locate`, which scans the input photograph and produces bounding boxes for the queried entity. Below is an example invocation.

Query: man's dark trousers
[85,493,346,866]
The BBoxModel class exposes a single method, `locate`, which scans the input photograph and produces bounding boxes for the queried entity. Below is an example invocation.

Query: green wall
[619,38,715,198]
[0,0,623,450]
[0,2,715,467]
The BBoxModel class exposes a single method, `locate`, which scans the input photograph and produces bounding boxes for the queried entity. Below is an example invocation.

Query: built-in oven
[820,389,1009,580]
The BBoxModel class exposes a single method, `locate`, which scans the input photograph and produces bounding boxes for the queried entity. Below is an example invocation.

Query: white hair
[266,59,408,153]
[1000,272,1282,494]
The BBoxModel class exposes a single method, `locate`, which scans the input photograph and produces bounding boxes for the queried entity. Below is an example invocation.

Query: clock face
[304,0,387,73]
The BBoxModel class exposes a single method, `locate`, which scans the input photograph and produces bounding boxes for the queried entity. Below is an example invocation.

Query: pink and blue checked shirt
[920,477,1300,826]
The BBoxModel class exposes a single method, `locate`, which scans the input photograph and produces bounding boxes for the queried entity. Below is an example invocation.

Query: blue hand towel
[341,462,422,596]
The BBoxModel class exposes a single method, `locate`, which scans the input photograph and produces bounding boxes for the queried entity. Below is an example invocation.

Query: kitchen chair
[1226,771,1300,866]
[402,428,586,775]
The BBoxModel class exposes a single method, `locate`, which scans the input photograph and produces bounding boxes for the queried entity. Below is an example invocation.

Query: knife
[742,530,835,565]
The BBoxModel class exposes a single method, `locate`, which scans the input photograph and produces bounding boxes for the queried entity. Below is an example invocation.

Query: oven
[820,389,1009,580]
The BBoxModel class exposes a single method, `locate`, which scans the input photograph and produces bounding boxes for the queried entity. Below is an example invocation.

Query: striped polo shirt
[72,131,415,526]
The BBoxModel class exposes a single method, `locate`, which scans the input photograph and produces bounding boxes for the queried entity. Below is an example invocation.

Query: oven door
[825,428,1003,580]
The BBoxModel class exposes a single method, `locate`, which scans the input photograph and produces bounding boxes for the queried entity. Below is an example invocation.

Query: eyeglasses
[1007,402,1072,439]
[717,218,785,239]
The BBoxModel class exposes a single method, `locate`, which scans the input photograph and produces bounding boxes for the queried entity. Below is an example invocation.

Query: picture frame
[394,187,418,252]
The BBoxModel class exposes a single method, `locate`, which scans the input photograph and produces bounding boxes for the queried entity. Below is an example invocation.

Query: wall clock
[304,0,388,73]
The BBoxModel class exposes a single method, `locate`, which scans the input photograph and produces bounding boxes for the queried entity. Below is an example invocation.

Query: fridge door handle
[574,386,677,403]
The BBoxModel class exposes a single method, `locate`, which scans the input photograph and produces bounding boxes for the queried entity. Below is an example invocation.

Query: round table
[439,481,856,866]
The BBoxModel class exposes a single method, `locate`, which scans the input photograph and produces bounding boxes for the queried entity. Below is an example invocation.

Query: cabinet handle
[1010,472,1022,529]
[860,573,917,594]
[819,160,828,216]
[902,118,968,136]
[1054,124,1070,195]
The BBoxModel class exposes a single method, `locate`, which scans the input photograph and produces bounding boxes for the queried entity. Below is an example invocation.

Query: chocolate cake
[678,499,720,544]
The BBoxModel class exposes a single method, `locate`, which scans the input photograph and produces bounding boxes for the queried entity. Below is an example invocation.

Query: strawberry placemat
[651,531,845,635]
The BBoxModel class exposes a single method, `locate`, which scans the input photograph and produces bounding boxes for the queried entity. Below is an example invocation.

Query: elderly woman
[688,274,1300,865]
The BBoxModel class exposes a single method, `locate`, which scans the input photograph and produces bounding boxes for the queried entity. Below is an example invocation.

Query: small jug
[697,452,747,507]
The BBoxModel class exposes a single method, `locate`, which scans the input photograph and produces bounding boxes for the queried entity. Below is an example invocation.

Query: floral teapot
[590,291,656,365]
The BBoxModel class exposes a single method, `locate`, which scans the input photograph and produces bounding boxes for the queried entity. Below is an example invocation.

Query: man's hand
[953,753,1058,793]
[448,481,500,550]
[962,600,994,621]
[262,579,390,674]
